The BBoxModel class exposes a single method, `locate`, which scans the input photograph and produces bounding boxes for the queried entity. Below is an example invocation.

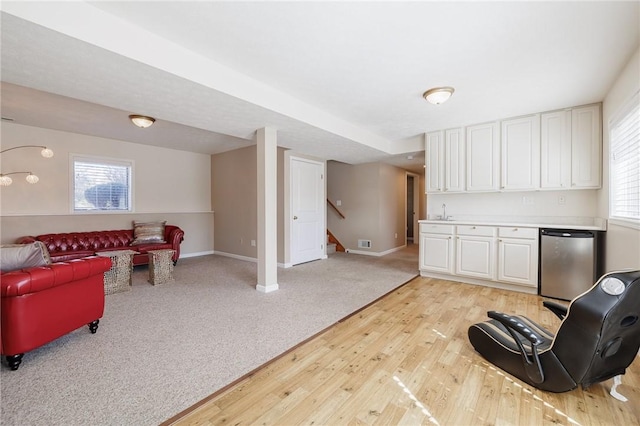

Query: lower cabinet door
[456,236,495,279]
[420,233,453,273]
[497,238,538,287]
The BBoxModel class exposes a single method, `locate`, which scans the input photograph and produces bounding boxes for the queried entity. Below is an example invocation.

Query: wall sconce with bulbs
[0,145,54,158]
[0,145,54,186]
[0,172,39,186]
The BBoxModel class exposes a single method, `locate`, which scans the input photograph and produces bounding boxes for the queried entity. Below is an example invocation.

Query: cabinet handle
[472,226,476,229]
[514,228,518,231]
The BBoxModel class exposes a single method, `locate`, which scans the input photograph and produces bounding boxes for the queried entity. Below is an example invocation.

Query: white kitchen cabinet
[445,128,465,192]
[455,225,496,280]
[501,114,540,190]
[497,227,538,287]
[466,122,500,192]
[425,131,444,193]
[419,224,454,273]
[571,104,602,188]
[541,110,572,189]
[426,128,465,193]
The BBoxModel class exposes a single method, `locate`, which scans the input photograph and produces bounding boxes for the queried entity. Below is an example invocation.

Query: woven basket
[148,249,175,285]
[98,250,137,295]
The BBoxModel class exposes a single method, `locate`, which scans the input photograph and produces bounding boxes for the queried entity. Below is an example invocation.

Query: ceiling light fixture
[129,114,156,128]
[423,87,455,105]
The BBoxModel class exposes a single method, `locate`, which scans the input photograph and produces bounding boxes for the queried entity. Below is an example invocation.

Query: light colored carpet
[0,246,418,425]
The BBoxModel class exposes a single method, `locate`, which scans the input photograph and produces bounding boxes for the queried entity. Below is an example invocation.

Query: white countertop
[419,216,607,231]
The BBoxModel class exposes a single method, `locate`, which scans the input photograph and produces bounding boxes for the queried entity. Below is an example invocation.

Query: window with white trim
[609,91,639,226]
[72,155,133,212]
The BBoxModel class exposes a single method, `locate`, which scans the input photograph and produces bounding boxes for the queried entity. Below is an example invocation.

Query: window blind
[610,91,640,223]
[73,158,132,211]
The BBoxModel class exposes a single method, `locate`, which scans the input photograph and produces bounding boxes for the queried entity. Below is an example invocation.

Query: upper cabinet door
[571,104,602,188]
[501,114,540,190]
[541,110,572,189]
[445,128,465,192]
[466,122,500,192]
[426,131,444,193]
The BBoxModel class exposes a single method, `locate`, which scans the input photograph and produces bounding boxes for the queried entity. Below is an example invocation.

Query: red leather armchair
[18,225,184,266]
[1,256,112,370]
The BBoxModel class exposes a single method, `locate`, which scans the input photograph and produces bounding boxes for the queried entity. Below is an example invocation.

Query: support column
[256,127,279,293]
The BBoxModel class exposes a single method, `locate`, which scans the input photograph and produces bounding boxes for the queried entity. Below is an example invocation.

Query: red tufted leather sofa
[18,225,184,266]
[1,256,112,370]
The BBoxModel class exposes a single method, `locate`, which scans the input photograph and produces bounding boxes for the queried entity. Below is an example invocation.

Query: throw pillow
[0,242,51,272]
[131,221,167,245]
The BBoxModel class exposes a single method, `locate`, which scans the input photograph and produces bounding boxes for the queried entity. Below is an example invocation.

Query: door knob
[293,216,298,220]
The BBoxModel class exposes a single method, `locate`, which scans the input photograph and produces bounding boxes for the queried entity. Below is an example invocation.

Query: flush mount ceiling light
[423,87,455,105]
[129,114,156,128]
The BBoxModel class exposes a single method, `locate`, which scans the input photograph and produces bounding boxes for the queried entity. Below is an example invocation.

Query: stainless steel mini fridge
[539,229,602,301]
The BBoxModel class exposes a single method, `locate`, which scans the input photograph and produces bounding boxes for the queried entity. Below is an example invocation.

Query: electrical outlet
[251,240,256,247]
[336,200,342,206]
[558,195,566,205]
[395,233,398,239]
[522,196,534,205]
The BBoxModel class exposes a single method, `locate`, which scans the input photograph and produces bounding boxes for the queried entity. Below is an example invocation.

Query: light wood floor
[165,276,640,426]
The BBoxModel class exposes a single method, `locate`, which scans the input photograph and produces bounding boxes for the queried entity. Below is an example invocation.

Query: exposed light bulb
[26,174,39,184]
[0,175,13,186]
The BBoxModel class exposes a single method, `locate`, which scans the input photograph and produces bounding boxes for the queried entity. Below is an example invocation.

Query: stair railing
[327,198,346,219]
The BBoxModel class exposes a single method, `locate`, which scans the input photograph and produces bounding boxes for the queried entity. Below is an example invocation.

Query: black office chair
[468,270,640,393]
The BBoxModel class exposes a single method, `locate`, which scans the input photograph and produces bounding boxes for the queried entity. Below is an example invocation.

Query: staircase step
[327,243,337,254]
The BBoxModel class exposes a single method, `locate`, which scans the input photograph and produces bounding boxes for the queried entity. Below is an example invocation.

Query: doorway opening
[406,172,420,244]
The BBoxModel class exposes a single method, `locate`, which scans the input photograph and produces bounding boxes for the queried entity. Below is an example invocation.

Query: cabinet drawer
[420,224,454,235]
[498,227,537,239]
[456,225,496,237]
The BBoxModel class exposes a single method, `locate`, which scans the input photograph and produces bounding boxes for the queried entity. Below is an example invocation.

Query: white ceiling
[1,2,638,175]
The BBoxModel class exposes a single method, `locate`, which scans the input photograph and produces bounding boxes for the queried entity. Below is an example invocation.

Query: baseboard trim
[180,251,214,258]
[213,251,291,268]
[213,251,257,263]
[419,271,538,295]
[346,244,407,257]
[256,283,279,293]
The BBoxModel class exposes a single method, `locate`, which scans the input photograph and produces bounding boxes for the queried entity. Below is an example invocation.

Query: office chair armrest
[542,300,568,320]
[487,311,545,383]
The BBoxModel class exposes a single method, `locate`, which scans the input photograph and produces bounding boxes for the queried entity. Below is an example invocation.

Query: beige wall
[0,123,214,256]
[599,46,640,272]
[211,146,258,258]
[378,163,407,250]
[327,161,408,254]
[211,145,286,262]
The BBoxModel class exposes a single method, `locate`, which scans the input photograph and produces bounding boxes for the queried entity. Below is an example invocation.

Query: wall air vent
[358,239,372,249]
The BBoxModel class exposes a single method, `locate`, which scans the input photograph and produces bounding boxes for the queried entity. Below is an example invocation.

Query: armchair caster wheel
[88,320,100,334]
[6,354,24,371]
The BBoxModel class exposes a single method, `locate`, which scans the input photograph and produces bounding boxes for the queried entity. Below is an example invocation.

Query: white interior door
[291,157,325,265]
